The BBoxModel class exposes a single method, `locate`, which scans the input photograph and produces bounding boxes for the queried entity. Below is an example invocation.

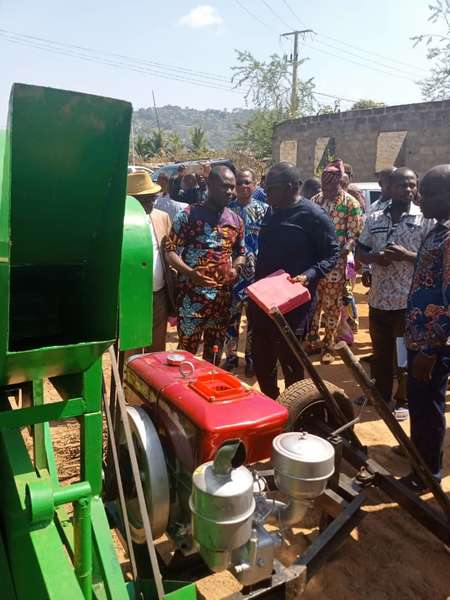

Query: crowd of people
[126,158,450,495]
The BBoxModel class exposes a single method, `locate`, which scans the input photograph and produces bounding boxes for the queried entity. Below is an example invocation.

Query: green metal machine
[0,83,195,600]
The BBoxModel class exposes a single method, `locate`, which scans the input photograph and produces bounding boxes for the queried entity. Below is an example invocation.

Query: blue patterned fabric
[405,219,450,353]
[228,198,268,301]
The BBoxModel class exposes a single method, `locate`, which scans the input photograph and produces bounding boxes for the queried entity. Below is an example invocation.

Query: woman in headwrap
[306,159,363,364]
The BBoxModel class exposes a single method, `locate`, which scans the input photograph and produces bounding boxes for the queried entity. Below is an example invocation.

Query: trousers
[369,307,405,404]
[407,348,449,478]
[309,272,345,350]
[252,320,304,400]
[223,299,252,365]
[177,315,228,364]
[147,288,169,352]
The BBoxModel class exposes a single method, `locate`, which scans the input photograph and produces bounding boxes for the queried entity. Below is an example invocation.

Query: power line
[0,28,358,106]
[0,28,233,85]
[256,2,417,81]
[280,0,308,27]
[0,33,243,93]
[260,0,291,29]
[280,0,428,74]
[232,0,272,30]
[302,41,416,82]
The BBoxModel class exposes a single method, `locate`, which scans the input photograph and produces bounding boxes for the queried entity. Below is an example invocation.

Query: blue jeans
[407,348,450,479]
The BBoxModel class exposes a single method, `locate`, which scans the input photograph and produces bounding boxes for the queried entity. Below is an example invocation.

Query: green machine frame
[0,84,195,600]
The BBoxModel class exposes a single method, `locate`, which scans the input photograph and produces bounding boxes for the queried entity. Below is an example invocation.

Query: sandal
[304,336,322,355]
[321,351,335,365]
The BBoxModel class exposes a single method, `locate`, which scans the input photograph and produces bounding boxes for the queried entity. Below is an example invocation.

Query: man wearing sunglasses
[249,162,340,399]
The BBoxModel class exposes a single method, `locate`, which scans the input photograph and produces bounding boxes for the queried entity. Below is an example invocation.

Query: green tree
[315,137,337,176]
[232,50,315,117]
[135,134,150,160]
[413,1,450,99]
[189,127,207,153]
[147,130,165,156]
[351,99,386,110]
[231,50,316,158]
[232,110,278,159]
[166,132,186,159]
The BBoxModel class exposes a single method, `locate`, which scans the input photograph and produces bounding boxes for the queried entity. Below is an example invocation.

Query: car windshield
[152,165,178,182]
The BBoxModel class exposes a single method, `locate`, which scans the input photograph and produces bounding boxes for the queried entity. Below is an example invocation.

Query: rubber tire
[277,379,355,434]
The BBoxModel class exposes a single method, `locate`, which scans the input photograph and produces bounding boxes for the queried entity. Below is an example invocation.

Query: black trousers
[252,320,304,400]
[369,306,405,404]
[408,348,449,478]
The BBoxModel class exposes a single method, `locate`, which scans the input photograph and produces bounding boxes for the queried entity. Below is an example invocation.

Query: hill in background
[133,105,255,150]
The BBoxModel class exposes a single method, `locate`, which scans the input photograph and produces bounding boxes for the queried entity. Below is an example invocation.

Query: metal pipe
[259,496,310,528]
[53,481,92,507]
[74,497,92,600]
[269,307,364,451]
[335,341,450,520]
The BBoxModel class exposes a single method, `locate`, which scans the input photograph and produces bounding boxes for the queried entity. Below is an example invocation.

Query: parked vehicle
[354,182,382,213]
[151,158,235,182]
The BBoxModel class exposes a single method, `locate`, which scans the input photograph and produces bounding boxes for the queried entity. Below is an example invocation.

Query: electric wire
[0,28,233,85]
[279,0,428,74]
[0,28,358,105]
[0,32,243,93]
[232,0,273,30]
[259,0,423,79]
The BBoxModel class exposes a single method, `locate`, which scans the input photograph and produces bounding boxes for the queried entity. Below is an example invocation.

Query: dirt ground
[191,283,450,600]
[49,282,450,600]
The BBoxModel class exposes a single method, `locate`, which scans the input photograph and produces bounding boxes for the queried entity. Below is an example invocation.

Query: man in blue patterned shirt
[223,169,268,376]
[402,165,450,492]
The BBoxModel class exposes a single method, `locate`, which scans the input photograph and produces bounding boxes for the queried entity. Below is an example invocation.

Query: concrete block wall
[272,100,450,182]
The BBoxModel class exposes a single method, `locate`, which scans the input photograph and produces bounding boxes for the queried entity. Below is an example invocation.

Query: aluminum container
[272,432,335,499]
[189,461,255,554]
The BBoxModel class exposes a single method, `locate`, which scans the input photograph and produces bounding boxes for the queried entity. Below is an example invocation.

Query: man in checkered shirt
[356,167,435,419]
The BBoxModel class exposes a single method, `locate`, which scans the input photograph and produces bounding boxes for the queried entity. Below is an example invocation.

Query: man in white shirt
[128,172,172,351]
[356,168,434,416]
[154,172,187,223]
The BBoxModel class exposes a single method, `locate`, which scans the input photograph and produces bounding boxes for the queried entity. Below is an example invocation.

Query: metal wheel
[119,406,170,543]
[277,379,355,435]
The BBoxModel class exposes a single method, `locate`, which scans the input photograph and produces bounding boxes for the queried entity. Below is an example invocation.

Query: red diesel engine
[122,351,288,548]
[121,351,336,586]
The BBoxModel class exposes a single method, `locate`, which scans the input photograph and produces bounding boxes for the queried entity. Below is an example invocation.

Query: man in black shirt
[249,162,340,398]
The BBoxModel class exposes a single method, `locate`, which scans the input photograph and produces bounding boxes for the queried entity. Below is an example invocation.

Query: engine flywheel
[119,405,170,543]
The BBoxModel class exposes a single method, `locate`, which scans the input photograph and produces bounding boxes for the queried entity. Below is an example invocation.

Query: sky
[0,0,445,125]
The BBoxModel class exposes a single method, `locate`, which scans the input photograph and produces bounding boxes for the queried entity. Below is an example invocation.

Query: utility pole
[152,89,161,133]
[281,29,313,117]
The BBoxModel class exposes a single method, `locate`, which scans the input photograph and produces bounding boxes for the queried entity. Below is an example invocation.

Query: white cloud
[179,5,223,28]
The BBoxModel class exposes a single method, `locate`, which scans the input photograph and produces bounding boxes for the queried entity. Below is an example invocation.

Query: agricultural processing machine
[2,82,450,600]
[0,83,194,599]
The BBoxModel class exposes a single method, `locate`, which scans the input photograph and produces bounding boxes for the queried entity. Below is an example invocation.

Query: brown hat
[127,171,161,196]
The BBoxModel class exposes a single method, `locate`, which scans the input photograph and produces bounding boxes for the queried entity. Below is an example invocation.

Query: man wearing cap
[307,159,363,364]
[127,171,171,352]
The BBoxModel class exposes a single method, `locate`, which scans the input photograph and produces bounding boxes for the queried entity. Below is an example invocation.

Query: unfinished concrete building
[272,100,450,181]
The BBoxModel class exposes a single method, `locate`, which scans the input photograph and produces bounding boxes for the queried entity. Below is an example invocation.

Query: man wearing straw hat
[127,171,171,352]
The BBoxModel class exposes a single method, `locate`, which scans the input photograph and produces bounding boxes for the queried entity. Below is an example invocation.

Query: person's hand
[361,271,372,288]
[411,352,436,381]
[189,267,216,287]
[223,267,239,285]
[384,244,415,262]
[288,274,309,286]
[372,251,392,267]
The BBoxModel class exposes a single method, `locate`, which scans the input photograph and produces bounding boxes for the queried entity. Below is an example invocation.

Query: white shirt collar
[383,200,422,217]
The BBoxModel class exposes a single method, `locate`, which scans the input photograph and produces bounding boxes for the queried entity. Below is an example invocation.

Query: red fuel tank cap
[189,372,248,402]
